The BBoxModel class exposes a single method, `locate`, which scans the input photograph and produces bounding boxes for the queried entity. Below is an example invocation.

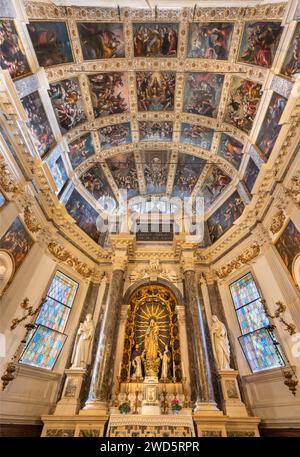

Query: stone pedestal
[218,369,248,417]
[54,369,87,416]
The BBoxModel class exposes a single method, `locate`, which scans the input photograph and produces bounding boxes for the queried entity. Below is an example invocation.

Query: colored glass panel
[239,328,284,373]
[230,272,260,309]
[47,271,78,308]
[36,297,71,332]
[0,191,6,207]
[19,325,67,370]
[236,299,269,335]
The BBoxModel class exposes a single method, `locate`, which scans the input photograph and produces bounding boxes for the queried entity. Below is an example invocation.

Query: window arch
[19,270,78,370]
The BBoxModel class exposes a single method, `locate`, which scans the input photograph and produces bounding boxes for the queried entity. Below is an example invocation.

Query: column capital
[180,251,196,273]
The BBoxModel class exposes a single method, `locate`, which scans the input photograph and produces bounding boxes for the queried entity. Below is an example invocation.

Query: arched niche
[0,250,14,296]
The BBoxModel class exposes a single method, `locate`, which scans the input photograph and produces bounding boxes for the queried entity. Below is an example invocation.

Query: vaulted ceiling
[0,0,299,256]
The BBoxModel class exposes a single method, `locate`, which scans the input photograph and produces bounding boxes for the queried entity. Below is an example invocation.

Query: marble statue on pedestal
[160,345,171,380]
[210,315,231,371]
[131,344,143,380]
[71,314,94,369]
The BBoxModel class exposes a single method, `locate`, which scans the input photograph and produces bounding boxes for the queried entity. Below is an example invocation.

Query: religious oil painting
[183,72,224,118]
[22,91,55,157]
[224,78,263,133]
[243,157,260,194]
[88,72,129,118]
[107,152,139,199]
[199,165,231,209]
[172,154,205,198]
[139,121,173,142]
[27,21,73,67]
[217,134,244,170]
[256,92,287,159]
[133,23,178,57]
[141,150,169,194]
[275,220,300,275]
[80,163,114,202]
[68,133,95,169]
[281,22,300,78]
[65,188,100,242]
[45,145,68,194]
[0,19,31,79]
[77,22,125,60]
[99,122,132,150]
[48,78,86,134]
[180,123,214,150]
[207,190,245,243]
[238,22,282,68]
[136,71,175,111]
[187,22,234,60]
[0,217,34,274]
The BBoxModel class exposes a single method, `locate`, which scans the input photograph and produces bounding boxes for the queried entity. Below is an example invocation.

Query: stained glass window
[0,191,6,208]
[19,271,78,370]
[230,272,284,372]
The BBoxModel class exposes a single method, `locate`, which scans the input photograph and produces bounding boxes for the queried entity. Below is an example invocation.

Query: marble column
[82,264,125,413]
[182,261,219,412]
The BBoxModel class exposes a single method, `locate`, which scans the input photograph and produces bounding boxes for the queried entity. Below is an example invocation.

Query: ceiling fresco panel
[98,122,132,150]
[68,133,95,169]
[180,123,214,151]
[0,19,31,80]
[88,72,129,118]
[139,121,173,142]
[243,157,260,194]
[45,145,68,194]
[136,71,176,111]
[80,163,115,201]
[224,78,263,134]
[183,72,224,118]
[48,78,86,134]
[77,22,125,60]
[207,190,245,243]
[217,133,244,170]
[187,22,234,60]
[27,21,73,67]
[172,153,206,198]
[280,22,300,78]
[106,152,139,199]
[133,23,178,58]
[198,165,232,209]
[238,21,283,68]
[140,150,170,194]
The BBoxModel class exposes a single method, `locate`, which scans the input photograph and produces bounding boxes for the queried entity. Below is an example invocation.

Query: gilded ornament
[215,243,260,279]
[269,209,286,235]
[0,162,19,194]
[23,206,41,234]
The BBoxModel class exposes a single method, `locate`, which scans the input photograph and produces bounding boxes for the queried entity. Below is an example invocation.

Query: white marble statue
[160,345,171,380]
[71,314,94,369]
[210,315,231,371]
[131,344,143,380]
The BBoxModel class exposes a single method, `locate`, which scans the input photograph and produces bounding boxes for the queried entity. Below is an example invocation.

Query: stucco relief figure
[131,344,143,380]
[160,344,171,380]
[71,314,94,369]
[142,318,161,377]
[210,315,231,371]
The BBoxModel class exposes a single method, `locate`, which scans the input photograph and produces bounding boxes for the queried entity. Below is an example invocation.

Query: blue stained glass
[230,272,260,309]
[239,328,284,373]
[19,325,67,370]
[36,297,70,332]
[47,271,78,307]
[0,191,6,207]
[236,299,269,334]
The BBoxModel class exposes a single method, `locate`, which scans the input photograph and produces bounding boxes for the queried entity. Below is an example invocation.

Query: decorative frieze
[214,243,261,279]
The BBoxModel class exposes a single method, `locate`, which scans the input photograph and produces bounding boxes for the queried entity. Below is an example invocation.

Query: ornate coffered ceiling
[0,0,299,265]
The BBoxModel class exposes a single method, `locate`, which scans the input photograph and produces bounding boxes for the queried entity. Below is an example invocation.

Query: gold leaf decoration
[23,206,41,234]
[215,243,260,279]
[269,209,285,235]
[47,241,92,279]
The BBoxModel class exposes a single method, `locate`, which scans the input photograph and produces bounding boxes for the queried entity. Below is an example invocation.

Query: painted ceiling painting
[45,145,68,194]
[22,91,55,157]
[281,22,300,77]
[172,154,206,198]
[88,72,129,118]
[107,152,139,199]
[141,150,169,194]
[77,22,125,60]
[136,71,175,111]
[27,21,73,67]
[275,220,300,275]
[207,190,245,243]
[80,163,114,201]
[243,157,260,194]
[187,22,234,60]
[133,23,178,57]
[256,92,287,158]
[238,22,283,68]
[68,133,95,169]
[48,78,86,134]
[0,19,31,79]
[99,122,132,150]
[224,78,263,133]
[139,121,173,142]
[199,165,232,209]
[217,134,244,170]
[180,123,214,150]
[65,188,100,243]
[183,72,224,118]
